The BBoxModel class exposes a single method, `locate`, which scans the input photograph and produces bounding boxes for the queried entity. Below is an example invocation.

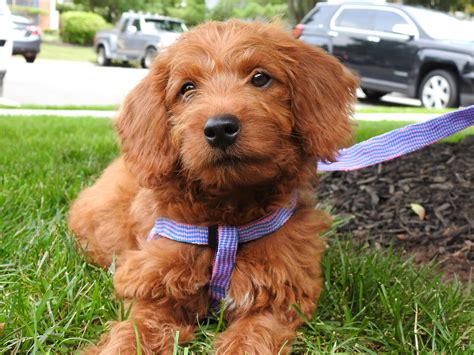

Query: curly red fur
[68,20,357,354]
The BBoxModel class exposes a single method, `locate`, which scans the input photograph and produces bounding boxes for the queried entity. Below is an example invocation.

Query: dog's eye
[180,82,196,96]
[251,72,272,88]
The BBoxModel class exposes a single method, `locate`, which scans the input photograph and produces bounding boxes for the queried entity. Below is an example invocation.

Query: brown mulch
[317,136,474,282]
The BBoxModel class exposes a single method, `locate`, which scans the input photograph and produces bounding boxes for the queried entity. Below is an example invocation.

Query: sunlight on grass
[39,43,96,62]
[1,116,472,352]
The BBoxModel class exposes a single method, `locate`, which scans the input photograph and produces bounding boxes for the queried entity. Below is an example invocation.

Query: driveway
[4,58,148,105]
[3,58,422,107]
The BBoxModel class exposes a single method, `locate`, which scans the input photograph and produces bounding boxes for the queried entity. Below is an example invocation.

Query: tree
[287,0,316,24]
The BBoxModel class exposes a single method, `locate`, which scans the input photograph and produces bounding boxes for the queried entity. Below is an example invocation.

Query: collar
[147,192,298,311]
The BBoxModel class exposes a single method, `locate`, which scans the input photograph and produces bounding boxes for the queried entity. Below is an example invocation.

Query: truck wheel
[419,70,458,108]
[97,46,111,66]
[362,89,387,101]
[25,54,36,63]
[142,47,157,69]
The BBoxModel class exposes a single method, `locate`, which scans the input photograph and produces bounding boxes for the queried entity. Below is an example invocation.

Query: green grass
[39,42,96,62]
[357,106,451,114]
[355,120,474,143]
[1,116,473,353]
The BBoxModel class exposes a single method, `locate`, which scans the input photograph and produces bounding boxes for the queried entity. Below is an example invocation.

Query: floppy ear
[285,41,357,162]
[115,54,178,187]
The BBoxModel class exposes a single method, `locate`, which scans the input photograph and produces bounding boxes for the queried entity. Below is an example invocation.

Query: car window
[120,19,129,32]
[334,8,377,31]
[304,6,335,29]
[132,19,141,31]
[374,10,409,33]
[142,19,185,33]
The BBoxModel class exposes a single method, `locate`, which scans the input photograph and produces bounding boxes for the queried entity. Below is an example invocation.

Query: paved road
[4,58,148,105]
[3,58,423,107]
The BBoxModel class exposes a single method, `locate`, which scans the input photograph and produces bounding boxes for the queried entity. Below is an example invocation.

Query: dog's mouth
[208,151,266,168]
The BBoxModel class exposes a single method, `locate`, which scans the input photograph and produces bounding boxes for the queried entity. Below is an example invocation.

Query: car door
[329,7,379,79]
[371,9,419,91]
[116,18,130,57]
[122,18,144,58]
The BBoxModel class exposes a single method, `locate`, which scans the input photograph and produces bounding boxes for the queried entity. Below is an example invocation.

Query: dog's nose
[204,114,241,149]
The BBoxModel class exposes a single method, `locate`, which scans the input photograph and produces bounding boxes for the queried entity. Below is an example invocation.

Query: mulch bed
[318,136,474,282]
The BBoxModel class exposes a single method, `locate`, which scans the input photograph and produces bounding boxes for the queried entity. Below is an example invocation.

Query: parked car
[0,0,13,96]
[11,14,41,63]
[295,1,474,108]
[94,12,187,68]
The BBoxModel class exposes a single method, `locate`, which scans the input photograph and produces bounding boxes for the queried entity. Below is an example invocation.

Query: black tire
[362,89,388,101]
[419,69,458,108]
[142,47,157,69]
[97,46,111,66]
[25,55,36,63]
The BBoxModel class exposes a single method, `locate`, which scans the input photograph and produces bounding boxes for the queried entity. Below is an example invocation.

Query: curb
[0,109,439,122]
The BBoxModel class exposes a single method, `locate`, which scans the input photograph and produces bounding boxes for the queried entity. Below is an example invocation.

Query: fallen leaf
[410,203,426,220]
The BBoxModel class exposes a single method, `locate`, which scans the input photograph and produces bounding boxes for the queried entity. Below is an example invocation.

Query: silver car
[94,12,187,68]
[0,0,12,96]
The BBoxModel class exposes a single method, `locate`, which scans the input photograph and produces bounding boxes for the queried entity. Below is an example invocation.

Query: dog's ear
[285,41,357,162]
[115,54,178,187]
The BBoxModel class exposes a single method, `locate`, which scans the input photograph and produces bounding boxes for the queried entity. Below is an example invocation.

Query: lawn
[0,116,472,353]
[39,42,96,62]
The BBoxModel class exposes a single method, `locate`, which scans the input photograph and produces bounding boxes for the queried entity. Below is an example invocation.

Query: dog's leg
[214,312,296,355]
[84,241,211,353]
[68,158,141,268]
[83,300,196,355]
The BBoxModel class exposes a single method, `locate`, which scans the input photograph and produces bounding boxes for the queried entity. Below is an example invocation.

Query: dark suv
[295,1,474,108]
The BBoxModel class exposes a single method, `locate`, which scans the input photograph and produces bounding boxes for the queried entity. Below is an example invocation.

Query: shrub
[60,11,109,46]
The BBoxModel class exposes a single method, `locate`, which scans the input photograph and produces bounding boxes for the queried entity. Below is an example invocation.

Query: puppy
[69,20,356,354]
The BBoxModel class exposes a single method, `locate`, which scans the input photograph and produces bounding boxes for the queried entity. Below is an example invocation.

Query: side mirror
[126,25,137,34]
[392,24,416,39]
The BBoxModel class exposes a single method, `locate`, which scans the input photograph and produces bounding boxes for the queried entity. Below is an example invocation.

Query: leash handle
[317,106,474,172]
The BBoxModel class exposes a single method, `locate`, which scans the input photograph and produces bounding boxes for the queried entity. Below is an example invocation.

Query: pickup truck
[94,12,187,68]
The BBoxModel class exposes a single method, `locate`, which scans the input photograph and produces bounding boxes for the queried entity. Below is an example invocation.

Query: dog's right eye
[180,82,196,96]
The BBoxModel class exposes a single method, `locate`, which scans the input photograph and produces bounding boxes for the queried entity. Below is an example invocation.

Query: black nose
[204,114,241,149]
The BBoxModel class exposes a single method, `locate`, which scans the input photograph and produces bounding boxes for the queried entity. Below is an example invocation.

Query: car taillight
[26,25,40,36]
[294,24,304,38]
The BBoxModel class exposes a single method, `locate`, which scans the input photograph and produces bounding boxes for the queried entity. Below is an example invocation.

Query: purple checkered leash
[147,192,298,311]
[147,106,473,311]
[317,106,474,172]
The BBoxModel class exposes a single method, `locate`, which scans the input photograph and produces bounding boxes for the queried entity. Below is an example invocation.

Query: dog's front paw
[114,250,166,299]
[214,313,294,355]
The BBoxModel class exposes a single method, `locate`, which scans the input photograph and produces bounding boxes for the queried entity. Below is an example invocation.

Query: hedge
[60,11,110,46]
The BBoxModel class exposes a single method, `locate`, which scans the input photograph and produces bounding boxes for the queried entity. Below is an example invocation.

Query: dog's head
[116,21,357,190]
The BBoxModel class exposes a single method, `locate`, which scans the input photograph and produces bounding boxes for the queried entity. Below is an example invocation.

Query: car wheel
[142,47,157,69]
[362,89,388,101]
[25,55,36,63]
[419,70,458,108]
[97,46,111,66]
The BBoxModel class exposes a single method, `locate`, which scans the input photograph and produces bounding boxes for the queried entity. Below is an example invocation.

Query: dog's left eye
[251,72,272,88]
[180,82,196,96]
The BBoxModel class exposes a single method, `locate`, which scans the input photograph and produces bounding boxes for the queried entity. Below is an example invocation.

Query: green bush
[60,11,109,46]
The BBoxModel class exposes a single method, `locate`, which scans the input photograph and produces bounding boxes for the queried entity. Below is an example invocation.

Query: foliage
[211,0,288,21]
[167,0,207,27]
[288,0,316,24]
[60,11,111,46]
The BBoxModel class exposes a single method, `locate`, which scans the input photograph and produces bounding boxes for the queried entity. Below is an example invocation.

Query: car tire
[419,70,458,108]
[362,89,387,101]
[97,46,111,66]
[142,47,157,69]
[25,55,36,63]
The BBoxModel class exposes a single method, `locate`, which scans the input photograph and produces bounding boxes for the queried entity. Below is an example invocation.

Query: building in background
[6,0,68,30]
